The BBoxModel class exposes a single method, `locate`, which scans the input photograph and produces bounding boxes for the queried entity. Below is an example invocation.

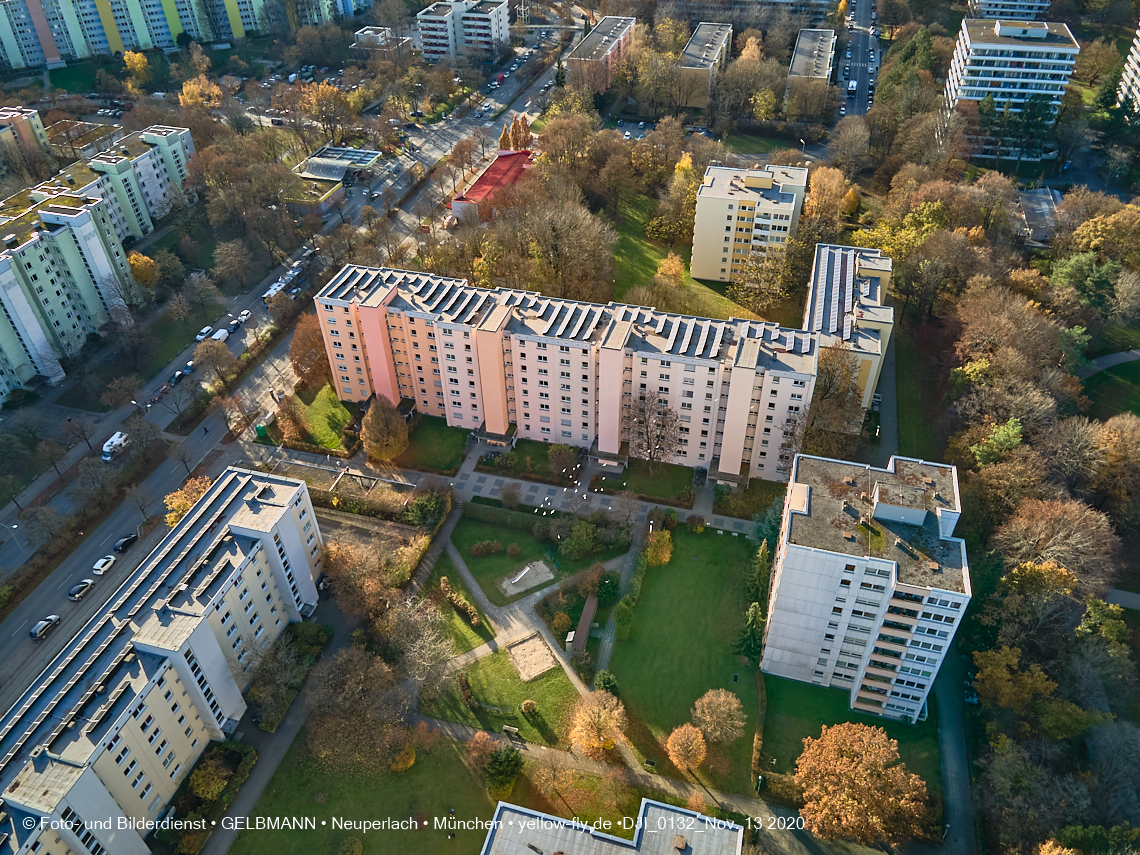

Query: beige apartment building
[316,266,819,482]
[803,244,894,410]
[676,22,732,109]
[0,468,322,854]
[689,164,809,282]
[0,106,49,162]
[567,16,636,92]
[762,454,971,721]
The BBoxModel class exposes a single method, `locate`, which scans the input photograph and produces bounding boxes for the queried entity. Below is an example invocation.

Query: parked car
[185,360,195,373]
[92,555,116,575]
[169,370,184,385]
[195,326,212,341]
[149,384,169,404]
[238,309,252,322]
[69,579,96,602]
[227,319,241,333]
[30,615,60,641]
[965,690,980,706]
[114,534,138,553]
[624,131,631,140]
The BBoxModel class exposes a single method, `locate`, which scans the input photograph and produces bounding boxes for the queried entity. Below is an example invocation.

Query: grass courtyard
[594,458,694,506]
[761,676,943,802]
[608,526,759,794]
[1087,322,1140,359]
[424,552,494,654]
[895,328,946,462]
[294,384,357,449]
[55,300,225,412]
[393,416,469,473]
[151,219,278,297]
[1083,360,1140,421]
[420,649,579,747]
[450,516,627,606]
[229,732,494,855]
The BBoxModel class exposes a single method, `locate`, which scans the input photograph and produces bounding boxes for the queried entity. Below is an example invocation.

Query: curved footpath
[1077,348,1140,380]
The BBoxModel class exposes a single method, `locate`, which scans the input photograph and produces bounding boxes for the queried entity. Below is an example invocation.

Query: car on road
[227,319,242,333]
[288,287,304,297]
[114,534,138,553]
[92,555,116,575]
[69,579,96,602]
[185,360,195,373]
[210,328,229,342]
[845,49,852,59]
[150,384,169,404]
[965,690,980,706]
[271,118,284,126]
[195,326,212,341]
[169,370,184,385]
[475,111,483,119]
[30,615,61,641]
[624,131,631,140]
[839,105,847,116]
[238,309,252,322]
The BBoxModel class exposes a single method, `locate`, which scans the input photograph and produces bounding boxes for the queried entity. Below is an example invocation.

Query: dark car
[169,370,183,385]
[30,615,61,641]
[150,384,169,404]
[271,118,284,126]
[114,534,138,553]
[227,319,242,333]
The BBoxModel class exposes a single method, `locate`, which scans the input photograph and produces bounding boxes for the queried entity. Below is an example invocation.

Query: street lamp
[800,138,806,155]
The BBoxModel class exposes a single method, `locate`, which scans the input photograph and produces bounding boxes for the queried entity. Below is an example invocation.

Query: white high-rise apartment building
[967,0,1050,20]
[1118,21,1140,112]
[0,468,322,854]
[943,19,1079,117]
[416,0,509,63]
[762,454,972,721]
[689,164,809,282]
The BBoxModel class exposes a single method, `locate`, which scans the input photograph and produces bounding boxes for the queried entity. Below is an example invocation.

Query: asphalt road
[842,0,881,117]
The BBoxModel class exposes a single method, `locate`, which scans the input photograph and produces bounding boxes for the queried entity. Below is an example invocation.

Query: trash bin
[256,423,268,438]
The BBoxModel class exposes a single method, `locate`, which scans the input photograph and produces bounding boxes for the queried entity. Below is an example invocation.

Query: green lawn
[55,301,224,411]
[611,195,756,321]
[761,676,943,800]
[722,133,792,155]
[296,383,356,448]
[424,551,494,654]
[597,458,693,505]
[1083,360,1140,421]
[151,220,277,296]
[714,478,785,520]
[608,527,759,794]
[895,329,944,461]
[510,438,568,479]
[420,649,579,747]
[393,416,469,473]
[1087,322,1140,359]
[49,62,97,93]
[450,517,626,606]
[230,733,494,855]
[0,433,45,497]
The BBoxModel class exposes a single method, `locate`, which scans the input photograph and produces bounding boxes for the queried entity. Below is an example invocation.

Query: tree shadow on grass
[523,710,557,745]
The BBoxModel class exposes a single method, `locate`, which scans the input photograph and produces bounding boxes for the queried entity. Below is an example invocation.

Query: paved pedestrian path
[1107,587,1140,610]
[1077,349,1140,380]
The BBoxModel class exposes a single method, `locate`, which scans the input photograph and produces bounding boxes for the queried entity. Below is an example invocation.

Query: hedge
[460,501,546,532]
[277,436,362,458]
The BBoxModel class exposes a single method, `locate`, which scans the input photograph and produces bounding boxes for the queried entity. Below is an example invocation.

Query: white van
[210,328,230,343]
[101,431,130,462]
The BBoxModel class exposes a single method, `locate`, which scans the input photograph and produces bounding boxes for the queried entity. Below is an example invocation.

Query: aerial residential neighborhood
[0,0,1138,853]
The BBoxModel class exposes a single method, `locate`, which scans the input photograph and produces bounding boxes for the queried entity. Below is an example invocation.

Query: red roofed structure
[450,149,533,221]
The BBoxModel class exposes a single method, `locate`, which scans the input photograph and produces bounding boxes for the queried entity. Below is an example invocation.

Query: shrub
[507,542,520,556]
[688,514,706,533]
[595,669,620,696]
[644,530,673,567]
[286,622,332,658]
[615,596,634,640]
[664,508,679,529]
[461,501,540,532]
[389,745,416,772]
[439,576,482,627]
[189,752,232,802]
[500,482,521,509]
[494,451,519,474]
[533,519,551,540]
[521,699,537,714]
[469,540,504,557]
[485,745,524,790]
[560,519,599,560]
[457,673,480,709]
[595,573,621,606]
[552,611,572,634]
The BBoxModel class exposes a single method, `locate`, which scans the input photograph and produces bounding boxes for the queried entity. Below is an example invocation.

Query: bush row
[440,576,481,627]
[276,436,362,459]
[458,672,480,710]
[460,500,544,532]
[615,550,650,641]
[469,539,503,557]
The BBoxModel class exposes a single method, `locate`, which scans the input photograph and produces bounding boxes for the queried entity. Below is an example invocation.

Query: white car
[69,579,96,602]
[195,326,212,341]
[92,555,116,576]
[238,309,252,322]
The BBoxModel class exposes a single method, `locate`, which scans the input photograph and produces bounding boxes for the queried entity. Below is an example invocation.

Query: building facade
[762,454,971,721]
[316,266,819,482]
[1118,21,1140,113]
[676,22,732,109]
[967,0,1050,19]
[0,106,49,159]
[351,25,413,60]
[0,467,322,854]
[0,124,192,404]
[415,0,509,63]
[664,0,830,27]
[689,164,809,282]
[46,119,124,161]
[802,244,893,411]
[567,15,636,92]
[943,19,1079,158]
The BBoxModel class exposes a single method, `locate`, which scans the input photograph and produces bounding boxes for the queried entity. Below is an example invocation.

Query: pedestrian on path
[203,427,209,436]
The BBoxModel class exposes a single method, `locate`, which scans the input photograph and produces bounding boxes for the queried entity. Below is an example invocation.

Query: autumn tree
[795,723,928,844]
[164,475,212,527]
[289,313,329,388]
[310,645,406,720]
[180,74,223,109]
[691,689,746,743]
[166,293,194,324]
[266,292,296,325]
[643,529,673,567]
[36,439,67,477]
[189,752,232,801]
[128,252,157,288]
[101,375,141,410]
[569,691,627,759]
[726,244,790,314]
[361,395,409,462]
[828,116,871,178]
[123,51,153,87]
[981,561,1079,657]
[213,240,253,287]
[627,389,681,473]
[465,731,497,774]
[1073,38,1121,85]
[803,345,864,458]
[666,723,707,773]
[973,646,1056,714]
[194,339,239,390]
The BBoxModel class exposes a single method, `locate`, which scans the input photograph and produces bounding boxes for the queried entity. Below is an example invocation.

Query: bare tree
[8,410,49,444]
[62,414,101,450]
[194,340,239,391]
[124,414,162,456]
[627,389,682,474]
[168,440,198,475]
[377,596,456,699]
[128,484,156,520]
[36,440,67,477]
[156,381,199,416]
[24,506,67,543]
[72,458,115,504]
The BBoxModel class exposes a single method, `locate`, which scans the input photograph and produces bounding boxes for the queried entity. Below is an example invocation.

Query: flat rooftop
[679,22,732,69]
[480,799,743,855]
[803,244,893,345]
[451,150,531,206]
[787,455,968,593]
[569,16,635,62]
[696,165,808,206]
[963,19,1078,49]
[469,0,506,12]
[789,28,835,79]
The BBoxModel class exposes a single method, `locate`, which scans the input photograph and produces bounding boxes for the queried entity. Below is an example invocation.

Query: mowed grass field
[608,527,759,794]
